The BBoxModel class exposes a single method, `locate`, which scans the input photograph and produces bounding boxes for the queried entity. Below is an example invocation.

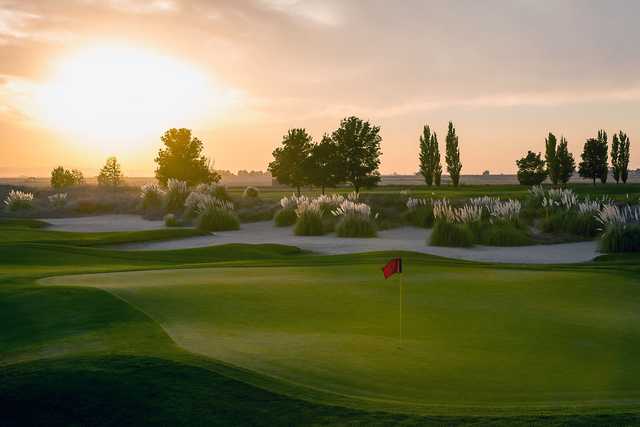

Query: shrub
[600,224,640,253]
[165,179,190,213]
[405,206,434,228]
[335,214,377,237]
[294,201,324,236]
[430,220,474,247]
[541,210,599,238]
[405,197,434,228]
[164,213,179,227]
[196,205,240,232]
[274,208,297,226]
[477,223,531,246]
[243,186,260,198]
[140,184,165,217]
[48,193,68,208]
[4,190,35,212]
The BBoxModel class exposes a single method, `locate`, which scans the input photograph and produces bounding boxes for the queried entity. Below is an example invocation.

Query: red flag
[382,257,402,279]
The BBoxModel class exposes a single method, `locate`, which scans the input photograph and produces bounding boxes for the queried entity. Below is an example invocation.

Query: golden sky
[1,0,639,176]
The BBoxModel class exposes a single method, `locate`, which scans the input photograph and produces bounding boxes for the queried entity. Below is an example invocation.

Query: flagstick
[399,272,404,342]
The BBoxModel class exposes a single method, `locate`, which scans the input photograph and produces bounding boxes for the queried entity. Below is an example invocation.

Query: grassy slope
[2,221,640,425]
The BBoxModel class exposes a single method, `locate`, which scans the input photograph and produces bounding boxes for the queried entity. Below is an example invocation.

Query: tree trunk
[296,186,301,196]
[593,177,596,186]
[321,185,325,195]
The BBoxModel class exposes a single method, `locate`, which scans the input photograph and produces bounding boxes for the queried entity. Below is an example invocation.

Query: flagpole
[399,271,404,342]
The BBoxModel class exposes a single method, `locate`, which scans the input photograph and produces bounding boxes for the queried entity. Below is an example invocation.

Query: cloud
[0,6,73,44]
[258,0,343,26]
[105,0,178,14]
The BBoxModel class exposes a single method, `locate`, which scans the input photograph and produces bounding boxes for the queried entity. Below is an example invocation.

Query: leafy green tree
[545,133,561,186]
[516,151,547,185]
[330,116,382,194]
[307,135,341,194]
[612,131,631,184]
[51,166,83,189]
[268,128,313,195]
[579,131,608,185]
[556,136,575,185]
[97,157,124,187]
[445,121,462,186]
[155,128,220,187]
[433,133,442,186]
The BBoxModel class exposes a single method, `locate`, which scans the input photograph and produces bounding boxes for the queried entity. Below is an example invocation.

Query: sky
[0,0,639,177]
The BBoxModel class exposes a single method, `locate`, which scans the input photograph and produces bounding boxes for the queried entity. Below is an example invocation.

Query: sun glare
[35,45,234,151]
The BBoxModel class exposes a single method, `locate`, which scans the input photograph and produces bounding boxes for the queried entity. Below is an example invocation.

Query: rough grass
[430,221,474,247]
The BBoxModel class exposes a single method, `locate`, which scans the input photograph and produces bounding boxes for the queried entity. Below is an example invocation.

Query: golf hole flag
[382,257,402,279]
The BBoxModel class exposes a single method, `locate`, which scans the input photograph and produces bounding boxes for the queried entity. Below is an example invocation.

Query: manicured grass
[3,224,640,424]
[42,263,640,415]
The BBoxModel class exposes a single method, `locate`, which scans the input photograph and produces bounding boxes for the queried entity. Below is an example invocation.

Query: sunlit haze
[1,0,639,176]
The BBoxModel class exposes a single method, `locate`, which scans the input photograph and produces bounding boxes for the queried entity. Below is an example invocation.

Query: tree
[98,157,124,187]
[516,151,547,186]
[155,128,220,187]
[268,128,313,195]
[307,135,341,194]
[618,131,631,184]
[50,166,83,189]
[419,125,434,186]
[445,121,462,186]
[556,136,575,185]
[433,133,442,186]
[330,116,382,193]
[612,131,631,184]
[545,132,561,186]
[579,131,608,185]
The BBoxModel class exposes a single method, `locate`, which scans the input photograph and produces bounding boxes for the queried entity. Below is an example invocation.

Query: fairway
[42,264,640,414]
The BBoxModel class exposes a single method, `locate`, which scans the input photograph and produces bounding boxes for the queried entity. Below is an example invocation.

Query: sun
[35,44,235,152]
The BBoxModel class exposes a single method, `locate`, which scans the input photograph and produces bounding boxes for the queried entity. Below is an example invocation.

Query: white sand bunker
[41,215,600,264]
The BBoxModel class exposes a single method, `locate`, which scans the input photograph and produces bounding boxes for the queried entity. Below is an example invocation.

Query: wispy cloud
[258,0,343,26]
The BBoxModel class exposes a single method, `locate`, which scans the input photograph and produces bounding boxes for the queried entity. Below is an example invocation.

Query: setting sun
[34,45,234,151]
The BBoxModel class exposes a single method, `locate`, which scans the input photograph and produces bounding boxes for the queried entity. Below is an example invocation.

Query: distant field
[43,262,640,415]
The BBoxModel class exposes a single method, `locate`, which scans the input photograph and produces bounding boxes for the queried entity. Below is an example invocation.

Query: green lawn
[2,221,640,425]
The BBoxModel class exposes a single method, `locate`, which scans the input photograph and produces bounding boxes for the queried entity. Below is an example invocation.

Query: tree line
[269,117,465,193]
[268,116,382,194]
[516,130,631,186]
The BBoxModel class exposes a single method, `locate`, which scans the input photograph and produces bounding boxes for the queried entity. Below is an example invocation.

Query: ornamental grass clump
[332,199,377,238]
[405,197,435,228]
[274,194,303,227]
[165,179,190,213]
[4,190,34,212]
[48,193,68,209]
[294,199,324,236]
[597,205,640,252]
[140,183,165,217]
[195,195,239,232]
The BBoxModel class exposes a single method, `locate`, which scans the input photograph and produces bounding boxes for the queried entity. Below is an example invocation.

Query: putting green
[42,264,640,414]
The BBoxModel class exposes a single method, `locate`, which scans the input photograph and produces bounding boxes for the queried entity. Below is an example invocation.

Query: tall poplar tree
[418,125,434,186]
[445,121,462,186]
[545,132,560,185]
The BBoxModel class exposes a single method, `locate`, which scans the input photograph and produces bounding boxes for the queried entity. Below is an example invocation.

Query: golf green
[42,264,640,414]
